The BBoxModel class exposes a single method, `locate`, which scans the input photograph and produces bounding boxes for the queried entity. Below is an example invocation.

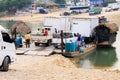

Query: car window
[53,33,73,38]
[1,32,12,43]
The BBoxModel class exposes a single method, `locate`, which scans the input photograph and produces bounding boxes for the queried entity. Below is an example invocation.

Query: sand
[0,9,120,80]
[0,55,120,80]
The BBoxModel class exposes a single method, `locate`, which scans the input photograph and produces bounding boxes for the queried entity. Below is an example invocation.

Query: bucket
[65,42,71,52]
[75,42,79,51]
[16,37,22,47]
[65,42,78,52]
[71,42,76,52]
[79,46,85,52]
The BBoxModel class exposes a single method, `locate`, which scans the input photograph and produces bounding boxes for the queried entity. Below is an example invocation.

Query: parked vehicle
[69,6,89,14]
[43,16,71,32]
[0,25,15,71]
[89,7,102,15]
[31,27,54,46]
[108,3,119,11]
[63,11,71,16]
[105,7,112,12]
[39,9,48,14]
[43,16,99,44]
[71,17,99,43]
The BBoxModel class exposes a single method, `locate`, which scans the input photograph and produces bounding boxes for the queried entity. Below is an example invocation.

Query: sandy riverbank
[0,9,120,80]
[0,8,120,23]
[0,54,119,80]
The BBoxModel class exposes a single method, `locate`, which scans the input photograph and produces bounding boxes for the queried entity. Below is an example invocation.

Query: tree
[0,0,32,14]
[52,0,66,4]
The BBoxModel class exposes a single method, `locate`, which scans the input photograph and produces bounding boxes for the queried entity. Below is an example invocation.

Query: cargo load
[94,22,119,45]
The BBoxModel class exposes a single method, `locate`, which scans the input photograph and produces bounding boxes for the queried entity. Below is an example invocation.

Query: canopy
[94,22,119,33]
[11,21,31,35]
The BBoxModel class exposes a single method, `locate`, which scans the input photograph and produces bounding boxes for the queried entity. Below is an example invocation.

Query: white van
[0,25,15,71]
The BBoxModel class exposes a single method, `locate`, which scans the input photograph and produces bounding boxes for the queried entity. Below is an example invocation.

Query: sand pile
[44,55,76,68]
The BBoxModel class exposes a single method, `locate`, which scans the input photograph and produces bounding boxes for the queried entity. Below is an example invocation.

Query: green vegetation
[52,0,66,4]
[0,0,32,14]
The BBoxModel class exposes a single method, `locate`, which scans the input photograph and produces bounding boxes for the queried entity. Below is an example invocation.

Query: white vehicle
[108,3,119,11]
[105,7,112,12]
[44,16,99,44]
[71,17,99,37]
[0,25,15,71]
[31,27,54,46]
[44,16,98,37]
[71,17,99,43]
[52,32,77,48]
[44,16,71,32]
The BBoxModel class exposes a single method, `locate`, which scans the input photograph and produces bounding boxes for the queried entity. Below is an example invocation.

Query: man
[24,33,31,48]
[44,28,48,36]
[37,28,41,34]
[76,33,81,46]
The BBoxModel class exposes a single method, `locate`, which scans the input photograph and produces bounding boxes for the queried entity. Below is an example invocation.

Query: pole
[61,30,64,52]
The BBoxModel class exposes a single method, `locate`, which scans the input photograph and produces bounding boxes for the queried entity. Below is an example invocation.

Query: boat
[50,44,96,58]
[62,44,96,58]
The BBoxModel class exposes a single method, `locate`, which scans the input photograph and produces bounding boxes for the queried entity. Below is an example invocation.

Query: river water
[0,20,43,34]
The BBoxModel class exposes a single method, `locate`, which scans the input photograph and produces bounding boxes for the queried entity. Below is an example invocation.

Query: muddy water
[0,20,43,34]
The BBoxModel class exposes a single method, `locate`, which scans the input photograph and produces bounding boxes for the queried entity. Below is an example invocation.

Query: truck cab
[0,25,15,71]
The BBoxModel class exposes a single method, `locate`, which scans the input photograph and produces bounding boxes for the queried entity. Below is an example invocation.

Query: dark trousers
[26,39,30,48]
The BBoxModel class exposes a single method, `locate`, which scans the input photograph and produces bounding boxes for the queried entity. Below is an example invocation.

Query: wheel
[35,42,40,46]
[54,45,58,49]
[2,57,10,71]
[0,66,2,69]
[46,40,51,46]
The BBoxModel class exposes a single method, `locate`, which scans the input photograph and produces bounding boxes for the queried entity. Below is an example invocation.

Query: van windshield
[53,33,73,38]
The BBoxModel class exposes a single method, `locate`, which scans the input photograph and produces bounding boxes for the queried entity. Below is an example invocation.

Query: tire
[54,45,58,49]
[46,40,51,46]
[0,66,2,69]
[35,42,40,46]
[2,57,10,71]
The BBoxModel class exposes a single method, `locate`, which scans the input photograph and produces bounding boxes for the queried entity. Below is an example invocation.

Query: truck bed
[31,34,52,46]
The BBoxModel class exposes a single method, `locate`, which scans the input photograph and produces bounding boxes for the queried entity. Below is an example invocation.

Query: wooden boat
[62,44,96,58]
[50,44,96,58]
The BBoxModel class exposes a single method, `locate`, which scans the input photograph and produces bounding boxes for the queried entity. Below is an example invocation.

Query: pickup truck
[89,7,102,15]
[52,32,77,48]
[31,33,52,46]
